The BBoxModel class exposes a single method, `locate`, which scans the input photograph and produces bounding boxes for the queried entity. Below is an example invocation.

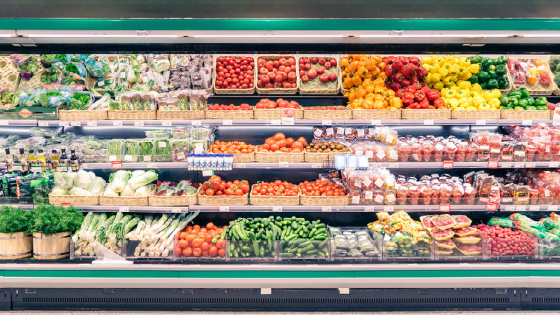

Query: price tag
[113,120,123,126]
[0,121,8,126]
[486,202,499,211]
[371,120,382,126]
[364,206,375,212]
[322,206,332,212]
[384,206,394,212]
[202,169,214,177]
[147,163,158,168]
[525,162,536,168]
[514,162,525,168]
[522,120,532,126]
[86,121,97,127]
[61,203,71,207]
[38,121,49,127]
[271,120,281,125]
[501,162,512,168]
[81,163,89,169]
[388,163,399,168]
[56,164,68,172]
[222,120,233,125]
[475,119,486,125]
[58,121,69,127]
[71,121,81,127]
[279,162,289,168]
[161,121,172,126]
[171,207,183,213]
[504,205,516,211]
[236,163,246,169]
[30,165,42,173]
[282,117,294,125]
[322,120,332,126]
[443,160,453,169]
[111,161,123,169]
[488,159,499,169]
[311,163,322,168]
[10,164,22,171]
[119,206,130,213]
[439,203,450,212]
[516,205,527,211]
[272,206,282,212]
[548,205,558,211]
[424,120,434,125]
[219,206,229,212]
[549,162,559,168]
[529,205,540,211]
[191,120,202,126]
[134,121,145,126]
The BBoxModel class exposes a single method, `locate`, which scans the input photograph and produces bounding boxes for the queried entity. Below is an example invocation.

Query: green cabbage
[89,177,107,196]
[134,184,155,197]
[109,170,131,193]
[51,187,68,196]
[54,172,74,190]
[127,170,158,190]
[69,186,93,196]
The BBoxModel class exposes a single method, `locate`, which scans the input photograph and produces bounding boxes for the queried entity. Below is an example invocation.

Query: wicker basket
[500,109,551,120]
[255,55,298,95]
[451,110,501,119]
[304,107,352,119]
[552,81,560,96]
[205,109,254,119]
[256,151,304,163]
[401,109,451,120]
[108,110,156,120]
[58,110,108,121]
[149,193,198,206]
[352,109,401,119]
[197,193,249,206]
[233,152,255,163]
[0,232,32,260]
[33,232,70,260]
[507,58,554,95]
[249,185,301,206]
[254,108,303,120]
[49,194,100,206]
[156,110,205,120]
[300,194,349,206]
[304,151,348,163]
[212,55,256,95]
[297,54,340,95]
[99,187,154,206]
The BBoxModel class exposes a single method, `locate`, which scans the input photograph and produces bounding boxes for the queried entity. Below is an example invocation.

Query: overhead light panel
[360,33,509,38]
[193,34,343,38]
[523,33,560,37]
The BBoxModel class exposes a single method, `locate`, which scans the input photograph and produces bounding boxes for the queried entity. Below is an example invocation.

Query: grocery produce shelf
[69,205,188,213]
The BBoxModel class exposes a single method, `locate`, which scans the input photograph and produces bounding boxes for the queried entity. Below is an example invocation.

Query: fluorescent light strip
[523,33,560,37]
[361,34,509,38]
[193,34,343,38]
[0,34,11,37]
[27,34,178,38]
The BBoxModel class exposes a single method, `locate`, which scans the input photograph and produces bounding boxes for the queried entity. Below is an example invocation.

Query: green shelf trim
[1,18,560,31]
[0,269,542,279]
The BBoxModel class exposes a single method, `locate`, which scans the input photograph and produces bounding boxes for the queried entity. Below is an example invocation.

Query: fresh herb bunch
[38,91,63,107]
[19,56,38,73]
[0,206,32,234]
[68,92,92,110]
[28,204,83,235]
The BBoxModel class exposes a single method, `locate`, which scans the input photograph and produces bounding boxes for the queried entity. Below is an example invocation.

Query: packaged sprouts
[171,139,190,162]
[154,139,171,161]
[107,139,123,162]
[138,139,155,162]
[123,140,139,162]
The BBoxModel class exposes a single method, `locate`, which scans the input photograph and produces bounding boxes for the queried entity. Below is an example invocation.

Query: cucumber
[297,244,314,254]
[313,235,326,240]
[292,239,307,246]
[280,253,294,258]
[308,228,317,238]
[314,223,325,229]
[298,240,312,248]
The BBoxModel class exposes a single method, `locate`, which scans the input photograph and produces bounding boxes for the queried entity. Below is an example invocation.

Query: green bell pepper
[478,71,489,82]
[537,105,548,111]
[526,97,535,107]
[496,56,508,65]
[482,58,492,69]
[466,57,473,64]
[536,97,548,106]
[501,106,513,110]
[495,64,507,75]
[488,78,499,89]
[470,74,479,84]
[514,106,525,110]
[472,55,482,64]
[498,76,508,89]
[500,95,508,106]
[519,87,531,99]
[508,90,522,98]
[518,99,528,107]
[507,96,519,107]
[526,106,537,111]
[489,71,498,79]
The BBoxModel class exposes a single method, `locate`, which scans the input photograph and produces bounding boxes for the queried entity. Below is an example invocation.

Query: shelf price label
[219,206,229,212]
[548,205,558,211]
[486,202,498,211]
[525,162,536,168]
[383,206,394,212]
[439,203,450,212]
[86,121,97,126]
[202,169,214,177]
[549,162,559,168]
[311,163,322,168]
[515,205,527,211]
[321,120,332,126]
[504,205,516,211]
[119,206,130,213]
[222,120,233,125]
[58,121,69,127]
[134,121,145,126]
[371,120,382,126]
[191,120,202,126]
[38,121,49,127]
[475,119,486,125]
[279,162,289,168]
[0,121,9,126]
[272,206,282,212]
[522,120,532,126]
[112,121,123,126]
[443,160,453,169]
[71,121,81,127]
[171,207,183,213]
[111,161,123,170]
[364,206,375,212]
[161,121,172,126]
[500,162,512,168]
[423,120,434,125]
[271,120,281,125]
[322,206,332,212]
[488,159,499,169]
[529,205,540,211]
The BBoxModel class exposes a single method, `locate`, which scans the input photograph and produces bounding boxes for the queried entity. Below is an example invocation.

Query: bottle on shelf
[58,149,69,172]
[14,148,27,172]
[70,149,79,171]
[28,149,40,173]
[4,148,13,172]
[50,149,59,172]
[37,149,46,171]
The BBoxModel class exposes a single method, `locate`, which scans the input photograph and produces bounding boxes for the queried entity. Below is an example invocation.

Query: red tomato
[235,189,244,196]
[308,69,318,79]
[192,248,202,257]
[182,247,193,257]
[205,188,214,196]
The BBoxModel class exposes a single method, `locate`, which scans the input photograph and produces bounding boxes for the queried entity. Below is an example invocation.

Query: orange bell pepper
[357,66,368,78]
[389,97,402,109]
[377,61,386,71]
[363,98,374,109]
[372,78,385,87]
[340,57,349,70]
[374,85,385,94]
[373,100,384,109]
[365,85,375,94]
[370,56,382,63]
[365,60,378,72]
[352,75,362,86]
[356,87,367,98]
[347,61,358,73]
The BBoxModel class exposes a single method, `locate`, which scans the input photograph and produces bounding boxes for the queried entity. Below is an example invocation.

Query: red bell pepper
[419,99,430,109]
[398,56,408,65]
[408,102,420,109]
[401,64,412,77]
[411,81,423,90]
[389,82,401,91]
[384,64,394,77]
[414,91,426,102]
[416,67,428,79]
[427,89,440,101]
[395,89,405,98]
[400,79,411,87]
[394,61,403,71]
[394,73,405,82]
[420,86,431,94]
[405,85,417,94]
[384,56,396,65]
[408,57,420,66]
[402,92,415,104]
[434,97,446,108]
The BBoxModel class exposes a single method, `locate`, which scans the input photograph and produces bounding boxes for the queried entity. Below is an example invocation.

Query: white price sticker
[272,206,282,212]
[515,205,527,211]
[501,162,512,168]
[147,163,158,168]
[475,119,486,125]
[310,163,322,169]
[271,120,281,125]
[322,206,332,212]
[86,121,97,126]
[81,163,89,169]
[504,205,516,211]
[191,120,202,126]
[235,163,246,169]
[321,120,332,126]
[364,206,375,212]
[525,162,536,168]
[162,121,172,126]
[202,169,214,177]
[38,121,49,126]
[548,205,558,211]
[171,207,184,213]
[71,121,81,127]
[58,121,69,127]
[388,163,399,168]
[113,121,123,126]
[219,206,229,212]
[371,119,381,126]
[384,206,394,212]
[514,162,525,168]
[522,120,532,126]
[424,120,434,125]
[134,121,145,126]
[222,119,233,125]
[549,162,559,168]
[529,205,540,211]
[0,121,9,126]
[279,162,289,168]
[119,206,130,213]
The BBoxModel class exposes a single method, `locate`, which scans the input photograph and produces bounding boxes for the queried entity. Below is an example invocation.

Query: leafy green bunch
[0,206,32,234]
[28,205,84,235]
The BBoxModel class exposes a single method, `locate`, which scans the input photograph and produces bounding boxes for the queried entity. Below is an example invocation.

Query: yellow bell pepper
[466,106,478,110]
[468,64,480,74]
[449,64,460,75]
[479,103,491,110]
[433,81,444,91]
[441,88,449,96]
[445,90,457,98]
[450,85,460,91]
[458,97,469,107]
[442,75,454,86]
[448,98,459,109]
[491,89,502,99]
[472,95,485,108]
[423,64,431,72]
[458,59,471,67]
[431,73,442,82]
[471,83,482,93]
[389,97,402,109]
[439,64,450,77]
[457,81,472,90]
[425,73,433,84]
[482,91,494,103]
[429,64,440,74]
[460,71,472,81]
[488,98,501,109]
[423,57,433,65]
[457,89,470,98]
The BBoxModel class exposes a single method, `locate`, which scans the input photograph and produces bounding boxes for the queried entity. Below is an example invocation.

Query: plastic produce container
[329,226,382,261]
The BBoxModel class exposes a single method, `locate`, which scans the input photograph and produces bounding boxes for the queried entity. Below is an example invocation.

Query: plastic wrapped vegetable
[107,139,123,162]
[123,140,139,162]
[54,172,74,190]
[155,139,171,161]
[127,170,158,190]
[138,140,155,162]
[171,139,189,162]
[89,177,107,195]
[73,170,95,190]
[109,170,132,193]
